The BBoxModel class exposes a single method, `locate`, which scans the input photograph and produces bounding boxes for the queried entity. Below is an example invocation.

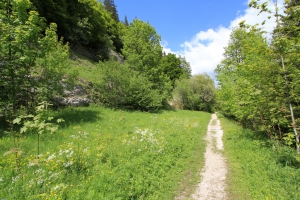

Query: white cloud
[180,27,231,76]
[176,0,284,78]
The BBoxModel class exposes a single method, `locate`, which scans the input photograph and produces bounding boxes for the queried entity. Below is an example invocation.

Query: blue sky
[116,0,248,51]
[115,0,284,78]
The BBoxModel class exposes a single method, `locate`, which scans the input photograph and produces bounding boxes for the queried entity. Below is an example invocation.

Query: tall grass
[219,114,300,199]
[0,106,211,199]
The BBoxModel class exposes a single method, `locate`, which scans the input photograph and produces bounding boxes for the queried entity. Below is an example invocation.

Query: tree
[216,0,300,152]
[121,19,172,104]
[178,55,192,79]
[122,19,162,72]
[103,0,119,22]
[31,0,113,60]
[247,0,300,151]
[159,53,191,87]
[0,0,71,116]
[173,74,216,112]
[215,25,284,135]
[271,0,300,151]
[124,15,129,26]
[94,60,165,111]
[159,53,183,87]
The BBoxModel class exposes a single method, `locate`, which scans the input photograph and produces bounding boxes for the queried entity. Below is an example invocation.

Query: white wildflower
[58,149,64,156]
[37,178,43,185]
[81,131,89,136]
[34,169,45,175]
[12,175,20,184]
[70,134,79,139]
[28,179,34,185]
[47,153,56,161]
[67,151,74,158]
[63,161,73,167]
[53,185,60,191]
[48,172,59,181]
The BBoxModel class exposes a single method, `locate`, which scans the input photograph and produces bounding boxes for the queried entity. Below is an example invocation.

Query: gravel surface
[191,113,227,200]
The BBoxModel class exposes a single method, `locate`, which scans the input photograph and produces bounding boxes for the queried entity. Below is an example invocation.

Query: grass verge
[0,106,210,199]
[218,114,300,200]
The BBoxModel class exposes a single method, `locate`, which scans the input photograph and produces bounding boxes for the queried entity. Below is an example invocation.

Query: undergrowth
[218,114,300,200]
[0,106,210,199]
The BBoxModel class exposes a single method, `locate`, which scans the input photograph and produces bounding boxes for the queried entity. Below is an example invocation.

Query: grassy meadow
[0,106,211,199]
[219,114,300,200]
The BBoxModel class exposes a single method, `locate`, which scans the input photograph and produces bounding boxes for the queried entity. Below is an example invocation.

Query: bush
[173,74,215,112]
[94,60,167,111]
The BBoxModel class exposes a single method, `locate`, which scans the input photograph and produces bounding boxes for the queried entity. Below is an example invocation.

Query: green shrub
[94,60,168,111]
[173,73,216,112]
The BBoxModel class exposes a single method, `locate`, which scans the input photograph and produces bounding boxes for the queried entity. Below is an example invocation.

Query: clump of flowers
[127,128,165,154]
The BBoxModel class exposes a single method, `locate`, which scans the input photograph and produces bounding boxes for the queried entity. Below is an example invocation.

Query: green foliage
[0,0,73,115]
[122,19,162,71]
[123,15,129,26]
[103,0,119,22]
[216,1,300,150]
[160,54,191,87]
[219,114,300,199]
[94,60,168,111]
[178,55,192,79]
[31,0,115,59]
[121,19,173,104]
[215,26,274,124]
[13,102,64,157]
[0,106,211,199]
[173,74,216,112]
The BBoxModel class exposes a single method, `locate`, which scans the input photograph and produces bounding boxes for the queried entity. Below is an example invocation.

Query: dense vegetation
[0,0,215,114]
[215,0,300,152]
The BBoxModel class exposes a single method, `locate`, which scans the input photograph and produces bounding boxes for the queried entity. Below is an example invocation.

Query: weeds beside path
[220,114,300,199]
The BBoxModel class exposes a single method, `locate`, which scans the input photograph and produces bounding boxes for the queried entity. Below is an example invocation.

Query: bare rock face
[53,84,89,107]
[109,49,124,64]
[55,96,89,107]
[64,84,86,96]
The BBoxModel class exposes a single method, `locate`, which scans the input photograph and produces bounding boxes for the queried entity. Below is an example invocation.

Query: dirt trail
[191,113,227,200]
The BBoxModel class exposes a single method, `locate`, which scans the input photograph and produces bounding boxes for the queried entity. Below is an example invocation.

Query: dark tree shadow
[52,107,102,129]
[0,107,102,138]
[0,116,8,138]
[277,153,300,168]
[239,127,300,168]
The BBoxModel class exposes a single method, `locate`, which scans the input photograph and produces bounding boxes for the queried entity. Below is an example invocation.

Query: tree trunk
[281,55,300,154]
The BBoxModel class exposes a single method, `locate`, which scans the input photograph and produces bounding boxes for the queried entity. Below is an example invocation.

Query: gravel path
[191,113,227,200]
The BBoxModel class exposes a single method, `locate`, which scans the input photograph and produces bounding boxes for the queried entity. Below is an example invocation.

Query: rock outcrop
[53,84,90,107]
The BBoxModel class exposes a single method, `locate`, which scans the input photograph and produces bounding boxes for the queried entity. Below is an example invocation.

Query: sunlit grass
[66,50,98,83]
[219,114,300,200]
[0,106,211,199]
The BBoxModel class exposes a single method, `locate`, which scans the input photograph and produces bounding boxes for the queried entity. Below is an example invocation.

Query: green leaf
[57,118,65,123]
[20,126,28,133]
[13,118,22,124]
